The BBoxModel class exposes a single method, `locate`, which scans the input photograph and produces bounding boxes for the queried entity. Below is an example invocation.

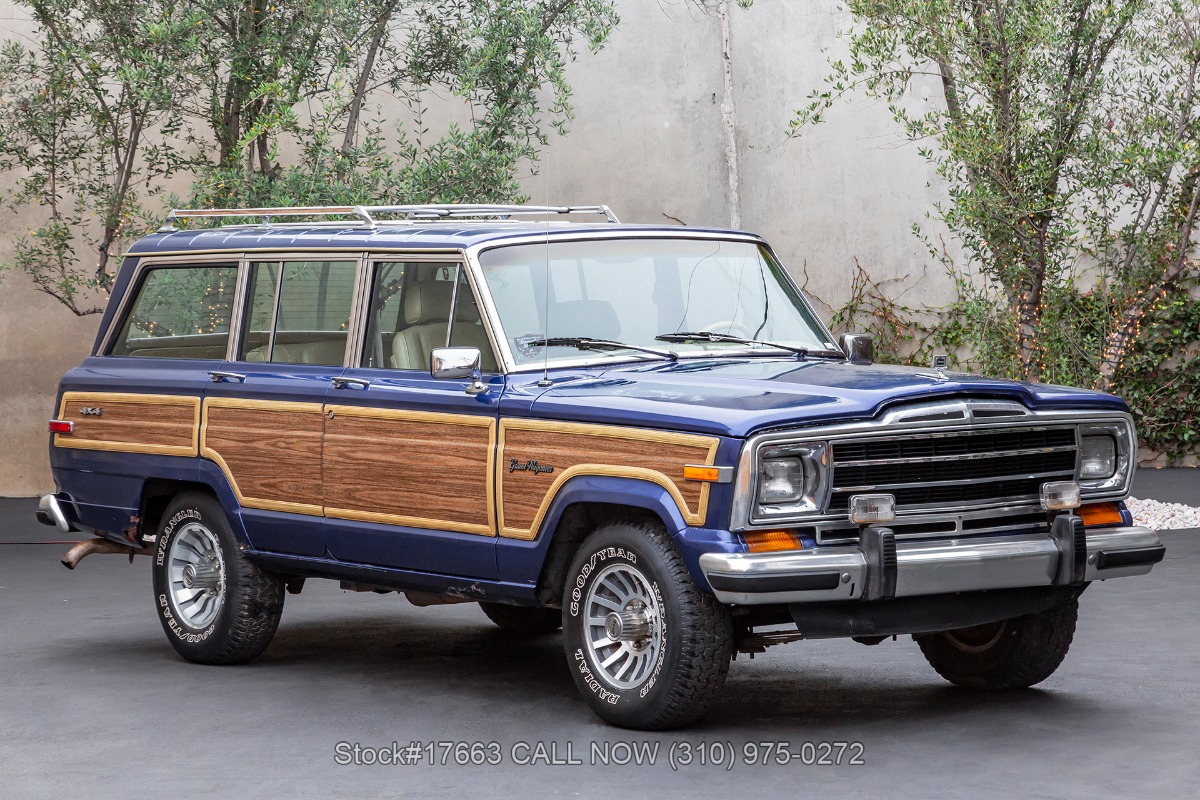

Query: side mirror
[431,347,487,395]
[839,333,874,365]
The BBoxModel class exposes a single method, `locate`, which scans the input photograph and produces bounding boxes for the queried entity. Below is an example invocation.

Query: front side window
[109,264,238,359]
[361,261,497,372]
[237,260,357,365]
[477,238,834,367]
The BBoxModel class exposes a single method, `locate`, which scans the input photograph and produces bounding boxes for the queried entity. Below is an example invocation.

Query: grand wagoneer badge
[509,459,554,475]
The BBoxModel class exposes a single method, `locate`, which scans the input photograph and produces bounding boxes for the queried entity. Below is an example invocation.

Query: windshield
[476,237,835,367]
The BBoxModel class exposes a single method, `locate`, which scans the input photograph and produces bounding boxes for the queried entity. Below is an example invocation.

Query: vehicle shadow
[81,609,1105,733]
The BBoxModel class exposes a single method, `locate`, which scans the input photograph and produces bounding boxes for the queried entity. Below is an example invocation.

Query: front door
[320,259,503,577]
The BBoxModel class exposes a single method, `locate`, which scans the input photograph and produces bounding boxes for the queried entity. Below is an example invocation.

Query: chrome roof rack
[158,204,619,231]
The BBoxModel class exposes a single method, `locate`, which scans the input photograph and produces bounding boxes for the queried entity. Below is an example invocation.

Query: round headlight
[1080,435,1117,480]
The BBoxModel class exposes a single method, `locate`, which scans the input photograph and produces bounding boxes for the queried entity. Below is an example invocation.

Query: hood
[518,358,1127,438]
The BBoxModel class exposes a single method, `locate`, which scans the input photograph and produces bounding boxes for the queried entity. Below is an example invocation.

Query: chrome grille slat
[827,424,1079,515]
[834,443,1077,467]
[835,468,1079,494]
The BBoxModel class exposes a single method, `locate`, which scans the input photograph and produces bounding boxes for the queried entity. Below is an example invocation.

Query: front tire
[562,521,733,730]
[152,492,284,665]
[916,598,1078,689]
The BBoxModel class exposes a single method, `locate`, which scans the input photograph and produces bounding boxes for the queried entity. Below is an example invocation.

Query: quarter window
[109,265,238,359]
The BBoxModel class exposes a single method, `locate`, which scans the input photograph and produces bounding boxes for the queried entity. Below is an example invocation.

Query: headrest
[403,281,480,326]
[550,299,621,340]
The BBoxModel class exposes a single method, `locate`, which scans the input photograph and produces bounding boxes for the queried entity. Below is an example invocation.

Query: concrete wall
[0,0,950,495]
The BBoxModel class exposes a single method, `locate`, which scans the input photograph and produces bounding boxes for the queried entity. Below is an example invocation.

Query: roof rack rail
[158,204,619,231]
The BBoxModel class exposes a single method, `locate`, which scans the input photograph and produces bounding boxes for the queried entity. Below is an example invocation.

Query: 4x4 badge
[79,407,103,416]
[509,459,554,475]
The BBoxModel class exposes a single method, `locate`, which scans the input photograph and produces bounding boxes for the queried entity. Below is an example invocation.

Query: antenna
[538,156,553,388]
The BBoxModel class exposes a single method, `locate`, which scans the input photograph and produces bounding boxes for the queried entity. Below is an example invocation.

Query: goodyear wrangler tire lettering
[561,521,733,730]
[150,492,284,665]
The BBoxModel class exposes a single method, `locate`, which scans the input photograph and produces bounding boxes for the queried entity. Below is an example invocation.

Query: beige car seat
[390,281,496,371]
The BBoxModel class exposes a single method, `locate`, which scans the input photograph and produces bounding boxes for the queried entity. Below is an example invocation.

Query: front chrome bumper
[698,526,1164,605]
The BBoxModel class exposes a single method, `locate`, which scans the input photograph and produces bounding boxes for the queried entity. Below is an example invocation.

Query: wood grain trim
[497,419,720,540]
[322,404,497,536]
[54,392,200,457]
[200,397,325,515]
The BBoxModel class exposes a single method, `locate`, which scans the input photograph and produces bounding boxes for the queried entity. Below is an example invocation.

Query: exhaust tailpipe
[61,538,152,570]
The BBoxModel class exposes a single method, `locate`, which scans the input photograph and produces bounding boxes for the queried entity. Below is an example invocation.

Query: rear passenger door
[201,256,361,557]
[320,258,503,578]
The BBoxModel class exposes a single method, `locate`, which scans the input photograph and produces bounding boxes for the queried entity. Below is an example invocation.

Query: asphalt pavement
[0,470,1195,799]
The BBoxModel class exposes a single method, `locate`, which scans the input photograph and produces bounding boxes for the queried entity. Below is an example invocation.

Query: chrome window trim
[343,252,370,369]
[97,254,243,359]
[730,402,1136,531]
[225,253,250,361]
[463,230,840,375]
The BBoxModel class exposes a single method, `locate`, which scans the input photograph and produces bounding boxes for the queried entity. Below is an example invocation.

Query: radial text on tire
[151,492,285,665]
[561,521,734,730]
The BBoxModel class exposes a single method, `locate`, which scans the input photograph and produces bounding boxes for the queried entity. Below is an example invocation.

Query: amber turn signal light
[1078,502,1124,527]
[742,529,804,553]
[682,465,732,483]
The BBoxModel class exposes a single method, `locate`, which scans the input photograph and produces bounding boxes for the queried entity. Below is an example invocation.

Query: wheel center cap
[604,606,651,642]
[181,560,221,592]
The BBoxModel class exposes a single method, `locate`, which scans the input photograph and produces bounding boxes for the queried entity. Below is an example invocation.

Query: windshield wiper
[656,331,844,360]
[520,336,679,361]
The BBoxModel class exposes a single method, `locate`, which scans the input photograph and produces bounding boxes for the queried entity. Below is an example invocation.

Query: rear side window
[109,265,238,359]
[237,260,358,366]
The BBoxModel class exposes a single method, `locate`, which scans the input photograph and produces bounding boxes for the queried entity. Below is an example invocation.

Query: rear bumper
[36,494,78,533]
[698,526,1164,605]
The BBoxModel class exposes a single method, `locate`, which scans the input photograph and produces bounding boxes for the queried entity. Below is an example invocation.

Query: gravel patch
[1126,497,1200,530]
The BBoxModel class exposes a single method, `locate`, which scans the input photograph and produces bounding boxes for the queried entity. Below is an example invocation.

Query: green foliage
[0,0,205,313]
[1109,275,1200,460]
[794,0,1200,460]
[0,0,620,311]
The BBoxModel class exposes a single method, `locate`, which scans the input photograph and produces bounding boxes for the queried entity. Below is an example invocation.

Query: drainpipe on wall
[719,0,742,230]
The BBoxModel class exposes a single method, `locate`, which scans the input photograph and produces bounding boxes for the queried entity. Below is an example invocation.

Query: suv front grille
[827,426,1078,513]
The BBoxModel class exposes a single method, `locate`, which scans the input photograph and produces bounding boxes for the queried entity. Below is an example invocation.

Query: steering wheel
[697,319,756,340]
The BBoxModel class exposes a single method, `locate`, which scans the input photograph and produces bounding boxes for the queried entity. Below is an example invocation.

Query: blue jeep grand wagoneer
[38,204,1165,729]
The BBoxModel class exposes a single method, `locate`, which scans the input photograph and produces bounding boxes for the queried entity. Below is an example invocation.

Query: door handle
[331,376,371,390]
[209,371,247,383]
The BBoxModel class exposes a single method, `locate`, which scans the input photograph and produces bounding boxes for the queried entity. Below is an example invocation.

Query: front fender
[495,473,743,592]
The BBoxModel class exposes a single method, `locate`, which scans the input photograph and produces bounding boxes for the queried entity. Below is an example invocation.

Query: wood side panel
[55,392,199,456]
[322,406,494,535]
[499,421,719,539]
[201,400,324,513]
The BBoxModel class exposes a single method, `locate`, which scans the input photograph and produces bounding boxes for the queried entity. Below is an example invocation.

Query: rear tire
[561,521,733,730]
[916,598,1078,689]
[479,602,562,634]
[151,492,284,665]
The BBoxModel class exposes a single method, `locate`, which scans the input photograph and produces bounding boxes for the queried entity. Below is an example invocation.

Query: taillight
[48,420,74,434]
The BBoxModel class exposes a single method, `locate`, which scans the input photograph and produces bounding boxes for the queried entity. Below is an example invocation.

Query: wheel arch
[523,474,690,606]
[139,469,251,547]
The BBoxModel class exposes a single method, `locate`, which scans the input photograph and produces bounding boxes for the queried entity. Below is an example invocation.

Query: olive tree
[792,0,1200,393]
[0,1,205,313]
[0,0,619,315]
